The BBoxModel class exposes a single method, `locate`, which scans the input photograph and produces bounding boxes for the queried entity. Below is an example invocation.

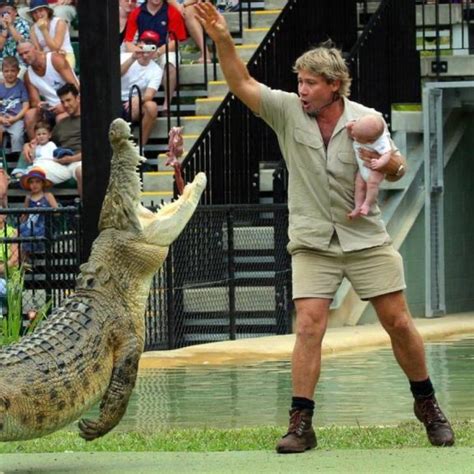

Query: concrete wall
[360,115,474,323]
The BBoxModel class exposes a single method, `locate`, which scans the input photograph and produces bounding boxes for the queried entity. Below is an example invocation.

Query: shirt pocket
[292,127,325,175]
[333,151,358,186]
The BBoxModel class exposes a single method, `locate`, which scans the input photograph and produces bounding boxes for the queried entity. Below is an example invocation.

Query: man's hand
[49,103,65,115]
[359,148,406,181]
[195,1,229,43]
[357,147,379,166]
[23,142,35,163]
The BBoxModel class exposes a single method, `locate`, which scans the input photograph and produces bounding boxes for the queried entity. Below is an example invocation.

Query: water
[81,335,474,432]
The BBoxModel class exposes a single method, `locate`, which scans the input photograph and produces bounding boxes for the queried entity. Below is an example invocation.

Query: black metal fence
[145,204,291,349]
[0,206,81,320]
[0,204,290,350]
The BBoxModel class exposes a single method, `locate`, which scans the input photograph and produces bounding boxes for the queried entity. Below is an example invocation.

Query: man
[0,0,30,69]
[195,2,455,452]
[121,30,162,147]
[23,82,82,196]
[124,0,187,113]
[17,40,79,139]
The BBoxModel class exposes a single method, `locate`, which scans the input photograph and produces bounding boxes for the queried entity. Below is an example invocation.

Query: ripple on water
[76,335,474,432]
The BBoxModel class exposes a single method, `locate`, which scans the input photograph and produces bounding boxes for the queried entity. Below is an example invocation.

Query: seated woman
[26,0,75,69]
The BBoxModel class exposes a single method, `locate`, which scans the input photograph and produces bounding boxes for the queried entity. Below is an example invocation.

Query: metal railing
[144,203,291,349]
[0,204,291,350]
[0,206,81,317]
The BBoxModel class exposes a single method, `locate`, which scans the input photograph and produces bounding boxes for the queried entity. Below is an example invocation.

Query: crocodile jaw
[141,172,207,246]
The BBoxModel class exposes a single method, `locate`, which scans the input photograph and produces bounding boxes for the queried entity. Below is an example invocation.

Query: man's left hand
[358,147,379,166]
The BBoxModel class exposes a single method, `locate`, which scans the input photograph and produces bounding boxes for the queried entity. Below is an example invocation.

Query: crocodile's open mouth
[140,172,207,246]
[154,172,207,219]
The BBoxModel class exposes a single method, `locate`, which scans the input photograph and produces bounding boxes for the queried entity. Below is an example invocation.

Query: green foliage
[0,267,51,346]
[0,421,473,453]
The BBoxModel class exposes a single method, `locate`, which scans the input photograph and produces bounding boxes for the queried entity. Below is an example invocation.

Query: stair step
[183,286,276,312]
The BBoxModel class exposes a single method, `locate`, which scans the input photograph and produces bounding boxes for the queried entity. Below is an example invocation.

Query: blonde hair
[293,42,352,97]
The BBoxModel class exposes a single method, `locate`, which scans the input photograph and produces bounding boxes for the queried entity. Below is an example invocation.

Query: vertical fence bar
[227,208,236,340]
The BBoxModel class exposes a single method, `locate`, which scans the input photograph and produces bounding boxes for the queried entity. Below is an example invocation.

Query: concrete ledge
[139,313,474,369]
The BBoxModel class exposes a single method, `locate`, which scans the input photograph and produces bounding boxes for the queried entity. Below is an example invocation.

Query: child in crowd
[346,114,392,219]
[0,55,29,207]
[12,120,56,178]
[19,166,58,255]
[0,56,29,156]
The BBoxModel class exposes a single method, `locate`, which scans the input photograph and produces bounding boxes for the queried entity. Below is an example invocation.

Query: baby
[346,114,392,219]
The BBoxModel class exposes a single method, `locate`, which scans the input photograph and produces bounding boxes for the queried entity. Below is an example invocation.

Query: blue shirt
[0,80,28,116]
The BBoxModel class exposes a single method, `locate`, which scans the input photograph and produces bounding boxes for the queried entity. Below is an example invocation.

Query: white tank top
[33,17,73,54]
[28,52,69,106]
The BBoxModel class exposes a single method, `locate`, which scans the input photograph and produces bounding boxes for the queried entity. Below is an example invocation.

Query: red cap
[139,30,160,46]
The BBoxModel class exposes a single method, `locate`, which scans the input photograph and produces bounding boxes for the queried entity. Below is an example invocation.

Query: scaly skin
[0,119,207,441]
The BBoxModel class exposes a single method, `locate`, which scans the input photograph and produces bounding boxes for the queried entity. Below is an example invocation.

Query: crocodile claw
[78,418,108,441]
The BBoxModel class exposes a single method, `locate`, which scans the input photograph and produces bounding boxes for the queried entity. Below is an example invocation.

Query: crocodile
[0,118,207,441]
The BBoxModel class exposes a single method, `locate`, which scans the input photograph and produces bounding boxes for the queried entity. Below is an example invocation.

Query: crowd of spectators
[0,0,243,278]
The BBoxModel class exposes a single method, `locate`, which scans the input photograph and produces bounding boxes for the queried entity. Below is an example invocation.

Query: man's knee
[294,303,328,341]
[379,309,414,337]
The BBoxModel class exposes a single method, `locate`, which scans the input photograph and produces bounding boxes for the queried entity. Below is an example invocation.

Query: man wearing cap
[17,39,78,140]
[121,31,162,147]
[0,0,30,70]
[124,0,187,113]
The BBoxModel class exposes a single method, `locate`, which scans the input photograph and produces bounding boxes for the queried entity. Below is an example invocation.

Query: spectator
[19,166,58,255]
[124,0,187,114]
[26,0,75,69]
[12,120,56,178]
[0,212,19,301]
[22,82,82,196]
[19,0,77,28]
[0,0,30,72]
[172,0,211,64]
[0,56,29,161]
[121,31,162,147]
[120,0,137,50]
[17,40,78,139]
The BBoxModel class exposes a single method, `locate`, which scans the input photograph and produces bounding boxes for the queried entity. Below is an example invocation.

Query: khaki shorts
[292,235,406,301]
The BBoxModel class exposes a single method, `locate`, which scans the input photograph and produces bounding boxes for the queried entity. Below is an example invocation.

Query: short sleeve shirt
[0,79,28,116]
[120,52,163,101]
[0,17,30,65]
[124,3,187,47]
[259,84,394,253]
[52,115,81,152]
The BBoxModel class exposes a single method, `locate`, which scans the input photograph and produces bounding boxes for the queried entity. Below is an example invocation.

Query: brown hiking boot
[414,396,455,446]
[276,408,317,454]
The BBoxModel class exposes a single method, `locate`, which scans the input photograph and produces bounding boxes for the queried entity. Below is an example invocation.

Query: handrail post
[128,84,143,157]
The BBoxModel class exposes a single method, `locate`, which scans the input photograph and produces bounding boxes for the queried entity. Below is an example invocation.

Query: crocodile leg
[78,344,140,441]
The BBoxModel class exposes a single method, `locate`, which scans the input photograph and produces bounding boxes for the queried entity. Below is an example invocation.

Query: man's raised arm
[195,1,262,114]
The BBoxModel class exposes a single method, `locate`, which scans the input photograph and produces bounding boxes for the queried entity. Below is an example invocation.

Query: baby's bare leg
[360,170,384,216]
[348,171,366,219]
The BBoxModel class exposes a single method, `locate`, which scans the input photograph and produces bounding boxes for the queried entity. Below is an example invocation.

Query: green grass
[1,421,473,453]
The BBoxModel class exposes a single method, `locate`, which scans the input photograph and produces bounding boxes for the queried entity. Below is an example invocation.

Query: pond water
[78,335,474,432]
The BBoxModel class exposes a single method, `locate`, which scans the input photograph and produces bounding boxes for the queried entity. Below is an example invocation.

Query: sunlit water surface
[77,335,474,432]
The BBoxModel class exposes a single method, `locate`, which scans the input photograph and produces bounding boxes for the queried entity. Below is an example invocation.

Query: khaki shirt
[259,84,394,253]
